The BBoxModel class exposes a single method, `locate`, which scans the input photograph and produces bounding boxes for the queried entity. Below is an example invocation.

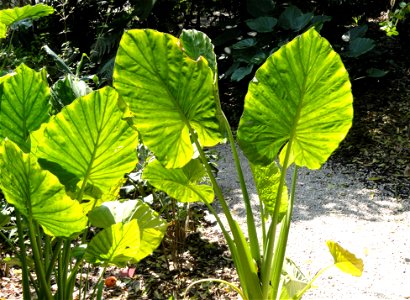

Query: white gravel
[207,143,410,300]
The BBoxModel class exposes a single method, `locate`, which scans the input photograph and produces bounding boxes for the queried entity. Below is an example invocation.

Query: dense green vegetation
[0,1,408,299]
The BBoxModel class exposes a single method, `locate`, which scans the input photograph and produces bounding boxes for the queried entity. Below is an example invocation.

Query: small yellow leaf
[326,240,364,277]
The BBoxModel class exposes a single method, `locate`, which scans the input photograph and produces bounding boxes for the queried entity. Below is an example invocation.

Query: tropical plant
[112,27,363,299]
[0,61,167,299]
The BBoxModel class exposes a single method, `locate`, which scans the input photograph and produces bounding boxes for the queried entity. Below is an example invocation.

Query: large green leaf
[327,240,364,277]
[0,64,50,152]
[0,22,6,39]
[237,28,353,169]
[85,220,140,267]
[250,160,288,220]
[113,29,223,168]
[246,17,278,33]
[88,199,167,261]
[0,140,87,237]
[142,158,214,203]
[0,4,54,26]
[180,29,217,76]
[278,6,313,32]
[31,86,139,200]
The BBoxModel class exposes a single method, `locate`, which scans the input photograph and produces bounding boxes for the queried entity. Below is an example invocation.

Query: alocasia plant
[0,38,167,300]
[113,27,363,299]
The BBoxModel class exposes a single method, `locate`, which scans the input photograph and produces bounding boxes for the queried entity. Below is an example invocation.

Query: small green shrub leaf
[89,199,167,261]
[0,140,87,237]
[326,240,364,277]
[232,38,257,49]
[279,6,312,31]
[85,220,140,266]
[143,158,214,203]
[231,64,254,81]
[346,38,375,57]
[31,86,138,200]
[0,64,50,152]
[246,17,278,33]
[180,29,217,75]
[113,29,222,168]
[0,4,53,26]
[237,28,353,169]
[250,161,288,220]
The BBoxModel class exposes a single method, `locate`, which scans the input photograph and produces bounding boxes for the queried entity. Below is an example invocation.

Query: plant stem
[271,166,299,299]
[27,217,53,299]
[214,75,261,265]
[15,211,31,300]
[261,142,293,299]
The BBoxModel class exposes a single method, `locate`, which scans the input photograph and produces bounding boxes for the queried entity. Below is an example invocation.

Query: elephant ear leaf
[0,64,50,152]
[88,199,167,261]
[31,86,139,202]
[0,4,54,26]
[113,29,223,169]
[237,28,353,169]
[85,220,140,267]
[327,240,364,277]
[0,139,87,237]
[142,158,214,203]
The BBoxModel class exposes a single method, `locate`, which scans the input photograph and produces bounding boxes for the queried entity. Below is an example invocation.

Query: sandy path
[210,143,410,299]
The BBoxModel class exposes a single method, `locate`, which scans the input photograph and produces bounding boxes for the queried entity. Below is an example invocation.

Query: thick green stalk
[191,131,263,299]
[261,141,293,299]
[214,78,261,266]
[27,217,53,299]
[271,166,299,299]
[15,212,31,300]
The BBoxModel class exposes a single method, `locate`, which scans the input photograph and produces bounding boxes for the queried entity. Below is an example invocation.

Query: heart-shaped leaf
[88,199,167,261]
[232,38,257,49]
[0,64,50,152]
[85,220,140,267]
[279,6,312,31]
[31,86,139,200]
[0,4,53,27]
[142,158,214,203]
[246,17,278,33]
[237,28,353,169]
[326,240,364,277]
[346,37,375,58]
[0,140,87,237]
[113,29,223,168]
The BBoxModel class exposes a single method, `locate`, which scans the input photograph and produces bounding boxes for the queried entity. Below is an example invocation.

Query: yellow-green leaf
[326,240,364,277]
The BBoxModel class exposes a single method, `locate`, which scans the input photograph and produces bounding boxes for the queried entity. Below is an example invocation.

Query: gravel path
[208,143,410,300]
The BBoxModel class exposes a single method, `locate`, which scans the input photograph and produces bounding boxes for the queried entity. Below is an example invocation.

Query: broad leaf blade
[85,220,140,267]
[31,86,139,200]
[237,28,353,169]
[0,140,87,237]
[113,29,223,168]
[0,64,50,152]
[326,240,364,277]
[0,22,6,39]
[246,17,278,33]
[142,158,214,203]
[0,4,54,26]
[250,160,288,220]
[180,29,217,75]
[89,199,167,261]
[346,38,375,58]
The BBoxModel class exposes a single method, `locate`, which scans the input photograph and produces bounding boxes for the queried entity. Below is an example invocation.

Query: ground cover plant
[0,3,371,300]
